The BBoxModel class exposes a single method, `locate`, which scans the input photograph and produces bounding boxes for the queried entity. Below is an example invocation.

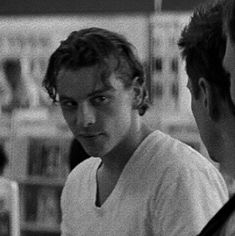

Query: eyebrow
[87,86,114,97]
[59,87,115,101]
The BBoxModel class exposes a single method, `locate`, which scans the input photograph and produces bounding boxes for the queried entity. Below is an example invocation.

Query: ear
[198,77,220,121]
[132,76,144,109]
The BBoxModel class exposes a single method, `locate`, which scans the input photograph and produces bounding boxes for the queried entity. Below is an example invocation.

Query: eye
[60,100,77,110]
[91,96,109,105]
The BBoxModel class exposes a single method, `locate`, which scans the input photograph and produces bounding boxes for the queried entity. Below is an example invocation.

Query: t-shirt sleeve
[60,179,74,236]
[151,165,228,236]
[60,157,97,236]
[60,163,85,236]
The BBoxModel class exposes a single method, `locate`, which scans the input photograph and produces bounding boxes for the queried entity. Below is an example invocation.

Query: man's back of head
[179,0,235,182]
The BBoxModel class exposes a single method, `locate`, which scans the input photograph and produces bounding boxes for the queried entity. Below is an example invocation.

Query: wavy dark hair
[42,27,149,115]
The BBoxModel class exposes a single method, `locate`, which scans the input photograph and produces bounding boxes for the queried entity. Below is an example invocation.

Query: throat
[95,164,121,207]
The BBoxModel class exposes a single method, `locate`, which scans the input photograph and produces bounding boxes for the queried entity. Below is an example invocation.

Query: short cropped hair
[42,27,149,116]
[223,0,235,42]
[178,0,230,100]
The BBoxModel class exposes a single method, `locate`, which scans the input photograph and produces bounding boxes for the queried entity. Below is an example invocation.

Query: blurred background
[0,1,209,236]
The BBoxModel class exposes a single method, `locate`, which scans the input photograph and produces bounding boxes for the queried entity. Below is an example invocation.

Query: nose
[77,101,96,128]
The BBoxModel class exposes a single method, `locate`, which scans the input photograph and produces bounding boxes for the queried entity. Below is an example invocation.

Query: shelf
[21,222,60,233]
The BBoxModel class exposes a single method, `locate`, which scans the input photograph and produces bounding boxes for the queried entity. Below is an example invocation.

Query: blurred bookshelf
[20,185,62,234]
[11,109,71,236]
[1,108,72,236]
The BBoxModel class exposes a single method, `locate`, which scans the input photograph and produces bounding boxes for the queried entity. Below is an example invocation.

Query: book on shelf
[23,185,61,228]
[27,136,70,179]
[23,185,38,222]
[11,133,71,182]
[37,187,61,226]
[0,177,20,236]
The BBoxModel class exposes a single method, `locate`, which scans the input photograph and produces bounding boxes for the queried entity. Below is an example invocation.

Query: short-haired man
[179,0,235,235]
[43,27,228,236]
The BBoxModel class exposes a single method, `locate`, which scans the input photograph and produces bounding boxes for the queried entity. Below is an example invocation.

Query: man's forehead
[89,79,113,95]
[84,69,114,95]
[57,66,114,97]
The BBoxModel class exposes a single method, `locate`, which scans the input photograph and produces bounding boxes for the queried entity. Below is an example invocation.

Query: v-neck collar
[91,158,123,211]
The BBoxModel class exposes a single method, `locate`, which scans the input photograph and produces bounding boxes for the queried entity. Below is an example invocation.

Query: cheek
[224,38,235,83]
[191,99,202,130]
[105,95,133,117]
[231,79,235,92]
[229,58,235,93]
[103,101,133,129]
[224,43,235,104]
[230,80,235,105]
[61,109,75,127]
[105,107,131,127]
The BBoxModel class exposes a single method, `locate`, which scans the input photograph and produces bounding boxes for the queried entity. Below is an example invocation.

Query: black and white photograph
[0,0,235,235]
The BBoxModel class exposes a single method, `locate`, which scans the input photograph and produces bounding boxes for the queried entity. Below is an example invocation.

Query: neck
[210,104,235,179]
[215,113,235,180]
[219,131,235,179]
[101,120,152,175]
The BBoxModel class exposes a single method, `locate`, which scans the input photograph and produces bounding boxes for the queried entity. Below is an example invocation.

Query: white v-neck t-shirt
[61,130,228,236]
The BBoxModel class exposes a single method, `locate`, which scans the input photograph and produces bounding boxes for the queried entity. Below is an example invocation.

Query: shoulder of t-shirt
[143,131,228,203]
[144,130,225,180]
[147,130,210,165]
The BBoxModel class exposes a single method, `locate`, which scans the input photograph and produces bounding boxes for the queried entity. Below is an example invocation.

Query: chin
[83,147,106,158]
[85,150,101,157]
